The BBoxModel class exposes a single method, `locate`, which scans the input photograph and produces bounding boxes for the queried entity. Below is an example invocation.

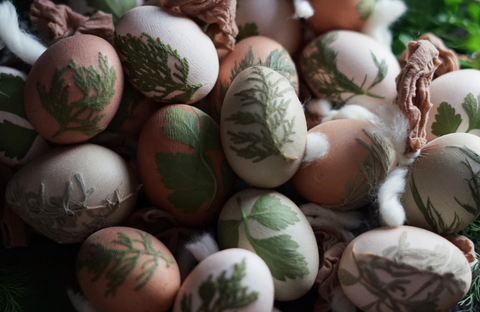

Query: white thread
[303,132,330,164]
[185,232,219,262]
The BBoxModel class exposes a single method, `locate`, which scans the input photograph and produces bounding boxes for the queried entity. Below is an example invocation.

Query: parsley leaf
[462,93,480,133]
[431,101,462,137]
[248,194,299,231]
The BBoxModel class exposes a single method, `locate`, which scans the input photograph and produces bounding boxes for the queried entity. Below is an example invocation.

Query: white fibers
[293,0,314,19]
[185,232,219,262]
[303,132,330,164]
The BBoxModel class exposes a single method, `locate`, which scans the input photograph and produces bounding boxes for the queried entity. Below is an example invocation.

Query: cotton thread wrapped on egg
[0,66,49,168]
[220,66,306,188]
[24,34,124,144]
[114,5,219,104]
[338,226,472,312]
[5,144,140,244]
[301,30,400,111]
[217,188,319,301]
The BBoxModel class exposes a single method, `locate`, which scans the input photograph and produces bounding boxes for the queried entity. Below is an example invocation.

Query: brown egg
[24,34,124,144]
[210,36,299,122]
[137,105,232,227]
[236,0,302,55]
[307,0,374,34]
[292,119,395,209]
[77,226,180,312]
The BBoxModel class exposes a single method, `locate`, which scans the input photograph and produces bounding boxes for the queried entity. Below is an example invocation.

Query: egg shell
[220,66,307,188]
[306,0,375,34]
[173,248,274,312]
[24,34,124,144]
[0,69,49,168]
[211,36,299,122]
[301,30,400,110]
[235,0,302,55]
[426,69,480,141]
[292,119,395,209]
[77,226,180,312]
[137,104,232,227]
[5,144,139,244]
[217,188,319,301]
[114,6,219,104]
[338,225,471,312]
[402,133,480,235]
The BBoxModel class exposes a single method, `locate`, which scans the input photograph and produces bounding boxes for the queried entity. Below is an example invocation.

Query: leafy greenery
[0,266,30,312]
[181,259,258,312]
[218,195,309,281]
[0,120,38,160]
[218,46,296,106]
[77,231,174,297]
[431,101,462,136]
[37,52,116,139]
[391,0,480,59]
[463,93,480,133]
[155,106,232,213]
[0,73,27,118]
[114,32,202,104]
[85,0,137,22]
[453,146,480,217]
[236,23,259,42]
[339,231,469,312]
[458,220,480,312]
[356,0,376,20]
[301,32,387,107]
[225,66,296,163]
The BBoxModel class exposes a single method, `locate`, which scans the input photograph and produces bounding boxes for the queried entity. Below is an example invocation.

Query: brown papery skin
[307,0,368,34]
[137,105,229,227]
[291,119,372,208]
[210,36,298,122]
[24,34,123,144]
[77,227,180,312]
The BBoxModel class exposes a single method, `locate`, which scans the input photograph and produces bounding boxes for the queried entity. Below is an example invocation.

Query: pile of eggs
[1,1,479,312]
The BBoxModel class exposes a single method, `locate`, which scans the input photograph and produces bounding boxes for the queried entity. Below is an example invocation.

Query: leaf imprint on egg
[114,32,203,104]
[218,195,309,281]
[339,231,469,312]
[77,231,175,297]
[225,67,297,162]
[154,106,233,214]
[218,46,297,106]
[36,52,117,139]
[300,31,387,108]
[180,258,259,312]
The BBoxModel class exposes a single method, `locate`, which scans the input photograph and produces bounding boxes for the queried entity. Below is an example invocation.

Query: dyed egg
[137,105,233,227]
[292,119,395,210]
[426,69,480,141]
[24,34,124,144]
[339,226,471,312]
[402,133,480,235]
[77,227,180,312]
[0,67,49,168]
[211,36,298,122]
[217,189,319,301]
[220,66,306,188]
[5,144,139,244]
[114,6,219,104]
[173,248,274,312]
[307,0,375,34]
[301,30,400,110]
[236,0,302,55]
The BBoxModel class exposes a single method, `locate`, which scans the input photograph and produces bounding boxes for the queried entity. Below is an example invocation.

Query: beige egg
[339,226,471,312]
[77,226,180,312]
[0,67,49,168]
[24,34,124,144]
[211,36,299,122]
[220,66,306,188]
[236,0,302,55]
[173,248,274,312]
[114,6,219,104]
[301,30,400,110]
[307,0,375,34]
[402,133,480,235]
[292,119,395,210]
[217,188,319,301]
[5,144,139,244]
[426,69,480,141]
